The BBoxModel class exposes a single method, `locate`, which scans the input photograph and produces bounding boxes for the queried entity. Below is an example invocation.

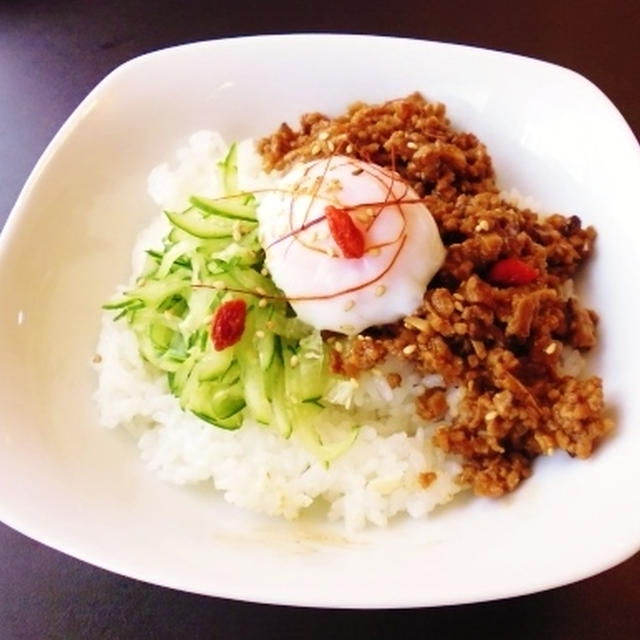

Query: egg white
[257,156,445,334]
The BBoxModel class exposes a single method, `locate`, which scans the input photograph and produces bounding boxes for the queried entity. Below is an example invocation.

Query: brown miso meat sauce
[258,93,613,498]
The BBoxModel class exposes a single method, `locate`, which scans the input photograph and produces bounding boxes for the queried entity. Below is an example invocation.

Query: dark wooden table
[1,1,638,637]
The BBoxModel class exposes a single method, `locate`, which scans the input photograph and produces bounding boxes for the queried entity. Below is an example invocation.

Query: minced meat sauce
[258,93,613,498]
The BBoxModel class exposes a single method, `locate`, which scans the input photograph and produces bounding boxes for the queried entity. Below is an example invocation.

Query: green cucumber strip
[269,315,312,340]
[126,276,189,307]
[296,417,360,465]
[256,329,276,371]
[235,308,272,424]
[102,298,144,311]
[253,305,277,371]
[218,142,238,195]
[169,353,198,394]
[165,208,236,239]
[209,385,247,419]
[281,333,328,404]
[156,240,196,279]
[197,348,234,381]
[149,321,174,351]
[295,332,329,401]
[189,195,257,222]
[242,360,272,424]
[267,352,292,438]
[167,227,233,254]
[192,410,243,430]
[178,287,217,337]
[136,328,183,373]
[209,238,261,267]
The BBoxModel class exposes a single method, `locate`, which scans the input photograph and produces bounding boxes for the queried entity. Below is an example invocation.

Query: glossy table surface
[1,1,639,637]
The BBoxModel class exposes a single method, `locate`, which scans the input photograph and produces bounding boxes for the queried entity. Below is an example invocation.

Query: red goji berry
[211,299,247,351]
[325,206,365,259]
[487,257,539,287]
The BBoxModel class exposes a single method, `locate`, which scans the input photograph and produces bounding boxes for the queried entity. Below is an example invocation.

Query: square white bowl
[1,34,639,608]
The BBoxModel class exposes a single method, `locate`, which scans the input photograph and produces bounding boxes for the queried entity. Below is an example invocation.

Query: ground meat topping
[259,93,613,499]
[258,92,496,203]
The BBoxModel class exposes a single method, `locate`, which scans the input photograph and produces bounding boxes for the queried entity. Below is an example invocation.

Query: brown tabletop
[1,1,639,637]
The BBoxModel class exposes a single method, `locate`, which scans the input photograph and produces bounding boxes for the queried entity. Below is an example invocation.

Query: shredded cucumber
[105,143,355,460]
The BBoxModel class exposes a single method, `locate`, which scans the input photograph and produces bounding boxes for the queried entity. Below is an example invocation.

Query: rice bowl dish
[94,94,611,531]
[2,35,639,607]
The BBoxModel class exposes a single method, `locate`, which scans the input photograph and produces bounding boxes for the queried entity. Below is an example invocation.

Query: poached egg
[257,156,445,334]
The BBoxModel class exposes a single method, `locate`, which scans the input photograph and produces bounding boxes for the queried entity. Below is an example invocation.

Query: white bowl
[1,34,639,608]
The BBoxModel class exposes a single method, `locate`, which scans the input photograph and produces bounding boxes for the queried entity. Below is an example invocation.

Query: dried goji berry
[487,257,539,286]
[211,299,247,351]
[325,205,365,259]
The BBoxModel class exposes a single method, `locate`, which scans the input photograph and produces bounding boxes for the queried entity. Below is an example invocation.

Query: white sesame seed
[404,316,430,331]
[290,355,299,367]
[474,219,490,232]
[92,353,102,364]
[346,144,354,154]
[374,285,386,297]
[327,141,335,152]
[333,341,344,353]
[318,131,329,140]
[356,211,371,223]
[255,330,265,339]
[407,141,418,150]
[258,298,268,308]
[371,368,382,377]
[311,144,321,155]
[485,410,498,421]
[344,300,355,311]
[350,377,359,388]
[212,280,225,290]
[255,286,266,296]
[402,344,417,356]
[341,324,355,334]
[261,267,269,276]
[544,342,557,354]
[369,248,381,257]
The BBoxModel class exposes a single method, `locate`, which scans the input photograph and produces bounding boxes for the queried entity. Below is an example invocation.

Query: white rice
[93,131,467,531]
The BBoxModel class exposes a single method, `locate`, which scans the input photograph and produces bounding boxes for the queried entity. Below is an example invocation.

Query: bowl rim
[1,33,640,608]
